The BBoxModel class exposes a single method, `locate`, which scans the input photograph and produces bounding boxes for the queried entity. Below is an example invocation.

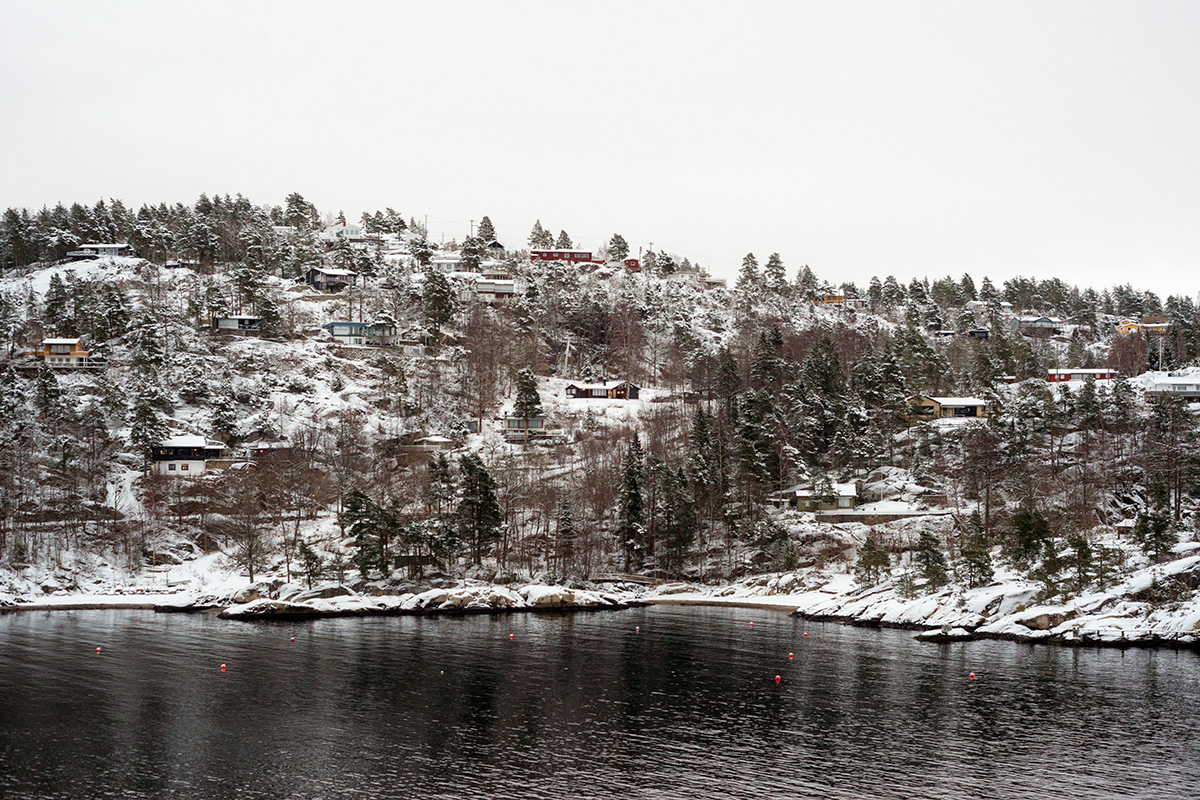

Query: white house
[152,435,226,476]
[79,242,133,257]
[1145,375,1200,400]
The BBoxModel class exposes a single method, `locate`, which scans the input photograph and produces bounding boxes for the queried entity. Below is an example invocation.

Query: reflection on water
[1,607,1197,799]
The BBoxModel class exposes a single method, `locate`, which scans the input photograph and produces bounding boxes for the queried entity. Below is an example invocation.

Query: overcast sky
[3,1,1199,297]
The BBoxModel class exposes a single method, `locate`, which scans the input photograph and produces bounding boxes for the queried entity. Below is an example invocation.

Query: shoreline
[6,589,1199,653]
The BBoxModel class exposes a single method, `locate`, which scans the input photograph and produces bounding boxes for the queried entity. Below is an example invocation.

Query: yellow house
[1116,319,1140,336]
[910,395,992,419]
[814,294,845,306]
[39,338,104,370]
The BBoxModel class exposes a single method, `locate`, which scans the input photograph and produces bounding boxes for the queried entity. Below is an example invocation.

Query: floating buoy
[440,670,444,675]
[220,664,227,672]
[969,672,976,680]
[95,647,101,653]
[749,622,754,628]
[635,626,640,632]
[803,632,808,638]
[788,652,794,660]
[509,633,514,640]
[774,675,781,684]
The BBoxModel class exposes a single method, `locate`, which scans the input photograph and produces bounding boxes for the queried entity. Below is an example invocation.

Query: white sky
[3,1,1199,297]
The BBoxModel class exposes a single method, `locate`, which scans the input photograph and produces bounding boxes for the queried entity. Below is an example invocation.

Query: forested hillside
[1,193,1198,611]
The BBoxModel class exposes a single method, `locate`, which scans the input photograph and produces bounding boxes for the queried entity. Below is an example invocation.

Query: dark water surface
[1,606,1197,799]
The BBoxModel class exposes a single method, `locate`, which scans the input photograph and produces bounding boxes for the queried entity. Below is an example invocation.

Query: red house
[1047,368,1117,383]
[529,249,599,264]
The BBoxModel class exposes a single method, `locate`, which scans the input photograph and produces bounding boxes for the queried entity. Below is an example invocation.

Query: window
[838,497,851,508]
[181,464,189,471]
[168,464,176,471]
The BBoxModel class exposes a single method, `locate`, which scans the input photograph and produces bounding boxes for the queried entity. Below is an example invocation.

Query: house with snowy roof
[36,338,105,370]
[770,481,858,512]
[1047,368,1117,383]
[152,436,227,476]
[323,320,396,346]
[1144,375,1200,400]
[910,396,992,419]
[564,381,640,400]
[80,242,133,257]
[211,315,262,335]
[305,267,358,292]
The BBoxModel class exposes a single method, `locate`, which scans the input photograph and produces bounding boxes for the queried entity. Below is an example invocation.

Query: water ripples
[2,607,1198,799]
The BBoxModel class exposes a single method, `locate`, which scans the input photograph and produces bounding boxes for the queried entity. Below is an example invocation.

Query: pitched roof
[159,435,221,449]
[928,396,989,406]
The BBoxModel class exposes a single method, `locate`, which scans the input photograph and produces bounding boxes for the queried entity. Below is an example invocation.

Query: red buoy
[95,647,101,654]
[803,632,808,638]
[788,652,794,660]
[509,633,514,640]
[635,626,640,632]
[969,672,976,680]
[290,638,295,643]
[749,622,754,628]
[220,664,227,672]
[774,675,781,684]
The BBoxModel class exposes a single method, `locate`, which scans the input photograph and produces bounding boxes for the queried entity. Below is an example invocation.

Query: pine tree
[607,233,629,261]
[529,220,553,248]
[477,216,495,241]
[764,252,787,294]
[457,453,503,565]
[960,510,994,587]
[298,541,325,589]
[736,253,760,293]
[422,270,455,341]
[128,384,167,473]
[914,530,949,589]
[410,236,433,267]
[617,435,645,571]
[555,230,572,248]
[855,532,891,586]
[555,496,576,570]
[210,393,238,441]
[513,367,543,441]
[1004,506,1052,570]
[33,361,62,417]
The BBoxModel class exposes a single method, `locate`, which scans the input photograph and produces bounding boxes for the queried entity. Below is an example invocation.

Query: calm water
[1,606,1197,799]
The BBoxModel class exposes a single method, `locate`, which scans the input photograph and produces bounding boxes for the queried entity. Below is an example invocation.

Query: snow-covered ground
[643,547,1200,649]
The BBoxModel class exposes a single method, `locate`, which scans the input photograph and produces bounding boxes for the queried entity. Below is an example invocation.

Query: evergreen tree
[457,453,503,565]
[422,269,455,341]
[1004,506,1052,570]
[555,230,573,248]
[764,252,787,294]
[556,496,576,569]
[855,532,891,586]
[914,530,949,589]
[410,236,433,267]
[736,253,760,293]
[477,215,495,241]
[298,541,325,589]
[607,233,629,261]
[529,220,553,248]
[33,362,62,417]
[425,452,457,514]
[512,367,543,441]
[617,435,645,571]
[210,393,238,441]
[127,384,167,473]
[460,235,486,272]
[960,510,994,587]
